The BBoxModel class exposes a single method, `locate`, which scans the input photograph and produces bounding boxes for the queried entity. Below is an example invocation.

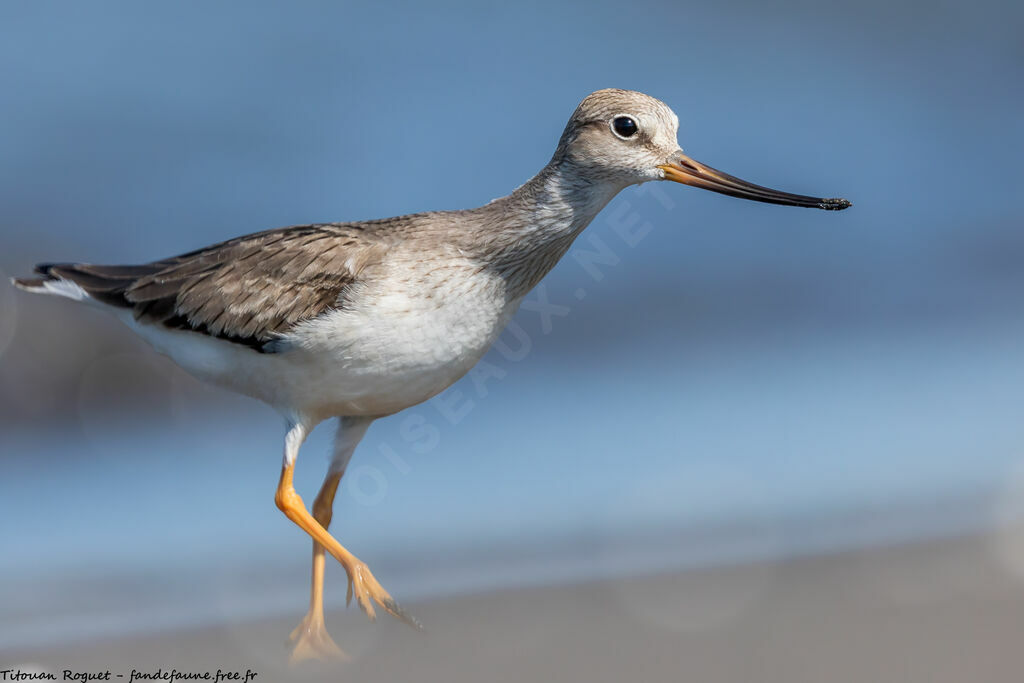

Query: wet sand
[7,530,1024,683]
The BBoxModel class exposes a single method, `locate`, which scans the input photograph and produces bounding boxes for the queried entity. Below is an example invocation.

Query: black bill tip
[820,197,852,211]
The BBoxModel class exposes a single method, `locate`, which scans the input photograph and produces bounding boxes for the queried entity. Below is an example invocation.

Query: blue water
[4,317,1024,649]
[2,0,1024,651]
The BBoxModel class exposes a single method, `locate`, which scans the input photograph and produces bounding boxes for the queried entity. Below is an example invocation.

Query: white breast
[286,267,514,416]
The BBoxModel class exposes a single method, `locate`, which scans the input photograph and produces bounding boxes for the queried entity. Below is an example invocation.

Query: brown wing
[29,223,382,352]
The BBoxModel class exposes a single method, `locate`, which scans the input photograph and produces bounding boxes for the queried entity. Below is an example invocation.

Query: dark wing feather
[32,224,381,352]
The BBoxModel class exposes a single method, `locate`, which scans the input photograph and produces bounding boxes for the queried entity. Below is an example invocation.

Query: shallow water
[5,318,1024,649]
[2,0,1023,653]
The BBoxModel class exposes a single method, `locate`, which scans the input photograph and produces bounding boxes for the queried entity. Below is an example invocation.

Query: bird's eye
[611,116,638,138]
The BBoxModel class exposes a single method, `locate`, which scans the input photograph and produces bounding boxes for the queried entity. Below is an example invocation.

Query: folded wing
[17,224,382,352]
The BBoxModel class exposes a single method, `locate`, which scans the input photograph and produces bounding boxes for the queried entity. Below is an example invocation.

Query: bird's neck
[470,160,626,299]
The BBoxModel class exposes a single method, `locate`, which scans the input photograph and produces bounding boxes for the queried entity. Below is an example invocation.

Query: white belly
[125,270,515,420]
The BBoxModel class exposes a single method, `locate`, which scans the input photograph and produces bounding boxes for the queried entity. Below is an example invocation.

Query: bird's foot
[345,559,423,630]
[288,610,349,664]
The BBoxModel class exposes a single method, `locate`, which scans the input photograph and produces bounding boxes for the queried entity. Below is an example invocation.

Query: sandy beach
[6,529,1024,683]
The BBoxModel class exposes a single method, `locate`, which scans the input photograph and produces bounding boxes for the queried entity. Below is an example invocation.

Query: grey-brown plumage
[17,223,390,351]
[16,88,848,358]
[12,88,850,664]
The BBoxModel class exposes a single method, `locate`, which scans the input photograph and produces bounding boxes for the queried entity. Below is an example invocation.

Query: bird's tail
[12,264,89,302]
[11,262,158,307]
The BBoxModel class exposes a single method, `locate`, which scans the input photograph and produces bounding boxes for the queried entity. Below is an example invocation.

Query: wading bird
[13,89,849,662]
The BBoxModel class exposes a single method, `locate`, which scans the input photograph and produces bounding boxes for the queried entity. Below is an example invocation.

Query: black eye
[612,116,638,138]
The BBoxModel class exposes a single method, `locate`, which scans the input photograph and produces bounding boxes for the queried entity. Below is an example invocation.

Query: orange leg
[276,463,419,626]
[288,471,346,663]
[277,420,421,664]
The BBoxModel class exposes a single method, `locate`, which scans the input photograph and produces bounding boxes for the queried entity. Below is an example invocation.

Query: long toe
[288,614,350,664]
[347,561,423,631]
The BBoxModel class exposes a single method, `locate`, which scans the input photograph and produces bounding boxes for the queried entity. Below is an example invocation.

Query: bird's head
[555,88,850,211]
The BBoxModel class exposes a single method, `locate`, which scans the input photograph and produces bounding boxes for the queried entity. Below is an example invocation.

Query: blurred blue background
[2,0,1024,651]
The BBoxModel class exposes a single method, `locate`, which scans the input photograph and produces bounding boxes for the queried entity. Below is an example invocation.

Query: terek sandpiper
[13,89,850,662]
